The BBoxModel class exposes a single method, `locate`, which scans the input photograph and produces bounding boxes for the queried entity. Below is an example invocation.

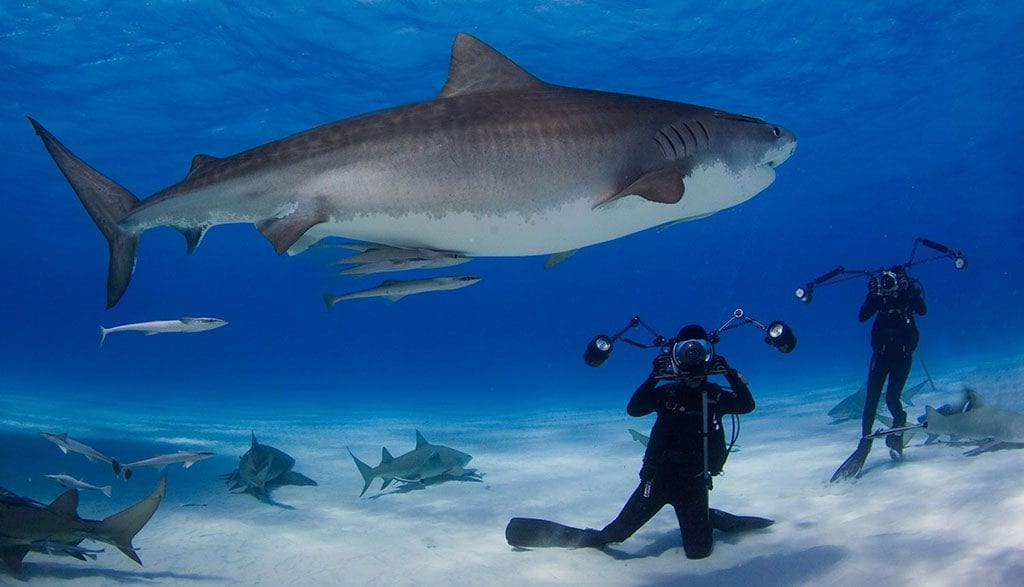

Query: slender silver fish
[30,33,795,308]
[324,276,481,310]
[113,451,214,480]
[99,317,227,346]
[40,432,113,464]
[43,474,112,498]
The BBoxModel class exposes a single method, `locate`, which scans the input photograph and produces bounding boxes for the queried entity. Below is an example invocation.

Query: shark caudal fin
[96,476,166,565]
[28,117,141,308]
[347,448,375,496]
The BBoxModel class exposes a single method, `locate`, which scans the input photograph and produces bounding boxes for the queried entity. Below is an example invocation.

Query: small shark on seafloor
[99,317,227,346]
[827,379,931,424]
[349,431,474,496]
[0,477,165,576]
[29,33,795,309]
[113,450,214,480]
[40,432,114,464]
[924,388,1024,456]
[221,433,317,505]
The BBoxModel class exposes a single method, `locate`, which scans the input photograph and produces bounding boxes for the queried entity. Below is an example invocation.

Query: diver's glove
[710,354,730,373]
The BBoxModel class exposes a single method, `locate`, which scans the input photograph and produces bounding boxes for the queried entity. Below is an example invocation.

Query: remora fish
[113,450,214,480]
[29,33,796,308]
[221,432,317,504]
[348,431,473,496]
[925,388,1024,455]
[99,317,227,346]
[0,477,165,576]
[324,276,480,309]
[43,474,112,498]
[40,432,113,464]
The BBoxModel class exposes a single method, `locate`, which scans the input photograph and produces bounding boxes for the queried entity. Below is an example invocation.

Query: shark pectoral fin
[277,470,318,487]
[544,249,577,269]
[595,168,685,209]
[385,295,405,303]
[437,33,547,99]
[257,199,329,255]
[1,547,29,576]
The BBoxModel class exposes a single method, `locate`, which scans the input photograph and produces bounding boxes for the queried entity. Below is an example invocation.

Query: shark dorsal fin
[186,154,222,179]
[250,432,259,448]
[381,447,394,464]
[49,489,80,517]
[415,430,429,449]
[437,33,547,99]
[965,388,988,409]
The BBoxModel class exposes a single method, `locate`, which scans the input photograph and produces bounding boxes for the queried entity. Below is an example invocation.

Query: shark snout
[765,127,797,168]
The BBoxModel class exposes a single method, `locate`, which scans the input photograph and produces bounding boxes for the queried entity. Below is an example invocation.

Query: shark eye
[772,127,781,138]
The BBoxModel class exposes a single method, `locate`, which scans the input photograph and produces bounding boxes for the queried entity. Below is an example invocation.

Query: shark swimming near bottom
[30,33,795,309]
[0,477,165,576]
[349,431,474,496]
[221,433,317,504]
[924,388,1024,456]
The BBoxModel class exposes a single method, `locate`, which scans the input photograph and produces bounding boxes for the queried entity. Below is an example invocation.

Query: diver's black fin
[505,518,605,549]
[708,508,775,532]
[830,439,873,483]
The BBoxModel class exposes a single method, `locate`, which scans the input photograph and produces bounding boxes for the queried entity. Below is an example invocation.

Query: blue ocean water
[1,2,1021,410]
[2,3,1024,584]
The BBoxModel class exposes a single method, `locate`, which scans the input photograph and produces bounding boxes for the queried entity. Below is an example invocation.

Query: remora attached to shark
[925,388,1024,455]
[29,33,796,308]
[0,477,165,576]
[221,433,317,503]
[349,431,474,496]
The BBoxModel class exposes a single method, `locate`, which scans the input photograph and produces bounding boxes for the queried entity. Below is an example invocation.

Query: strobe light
[765,320,797,353]
[794,285,813,304]
[584,335,614,367]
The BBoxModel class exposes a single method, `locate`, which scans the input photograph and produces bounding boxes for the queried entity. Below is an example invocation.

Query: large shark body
[30,33,796,308]
[0,477,165,576]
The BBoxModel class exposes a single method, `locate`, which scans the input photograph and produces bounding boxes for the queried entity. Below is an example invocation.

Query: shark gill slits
[653,136,670,159]
[656,129,678,159]
[680,122,700,153]
[695,120,711,146]
[668,125,689,158]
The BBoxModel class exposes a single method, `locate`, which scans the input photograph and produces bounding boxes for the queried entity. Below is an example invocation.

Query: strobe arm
[795,266,846,303]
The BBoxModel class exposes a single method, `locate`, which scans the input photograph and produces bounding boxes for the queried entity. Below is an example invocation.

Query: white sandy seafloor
[1,355,1023,586]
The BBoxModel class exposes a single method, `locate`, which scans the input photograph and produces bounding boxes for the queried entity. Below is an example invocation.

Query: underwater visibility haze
[1,1,1023,585]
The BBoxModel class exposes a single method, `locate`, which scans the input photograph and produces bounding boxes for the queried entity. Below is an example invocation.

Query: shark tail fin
[97,476,166,565]
[101,485,113,498]
[28,117,141,309]
[348,448,375,497]
[99,326,109,347]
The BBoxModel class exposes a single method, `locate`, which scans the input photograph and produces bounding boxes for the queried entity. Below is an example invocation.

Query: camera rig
[582,308,794,490]
[583,308,796,371]
[794,237,967,304]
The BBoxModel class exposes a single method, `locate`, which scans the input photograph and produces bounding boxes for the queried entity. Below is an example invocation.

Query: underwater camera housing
[583,309,796,378]
[795,237,966,304]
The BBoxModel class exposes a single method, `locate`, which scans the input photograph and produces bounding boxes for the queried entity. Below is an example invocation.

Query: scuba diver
[507,314,791,557]
[597,324,755,558]
[793,237,964,482]
[840,266,926,475]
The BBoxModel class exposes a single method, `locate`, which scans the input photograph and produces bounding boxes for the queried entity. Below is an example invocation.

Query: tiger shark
[29,33,796,308]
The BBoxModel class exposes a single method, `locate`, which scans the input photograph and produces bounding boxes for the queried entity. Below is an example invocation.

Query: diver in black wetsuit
[595,324,755,559]
[832,266,927,481]
[859,265,927,455]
